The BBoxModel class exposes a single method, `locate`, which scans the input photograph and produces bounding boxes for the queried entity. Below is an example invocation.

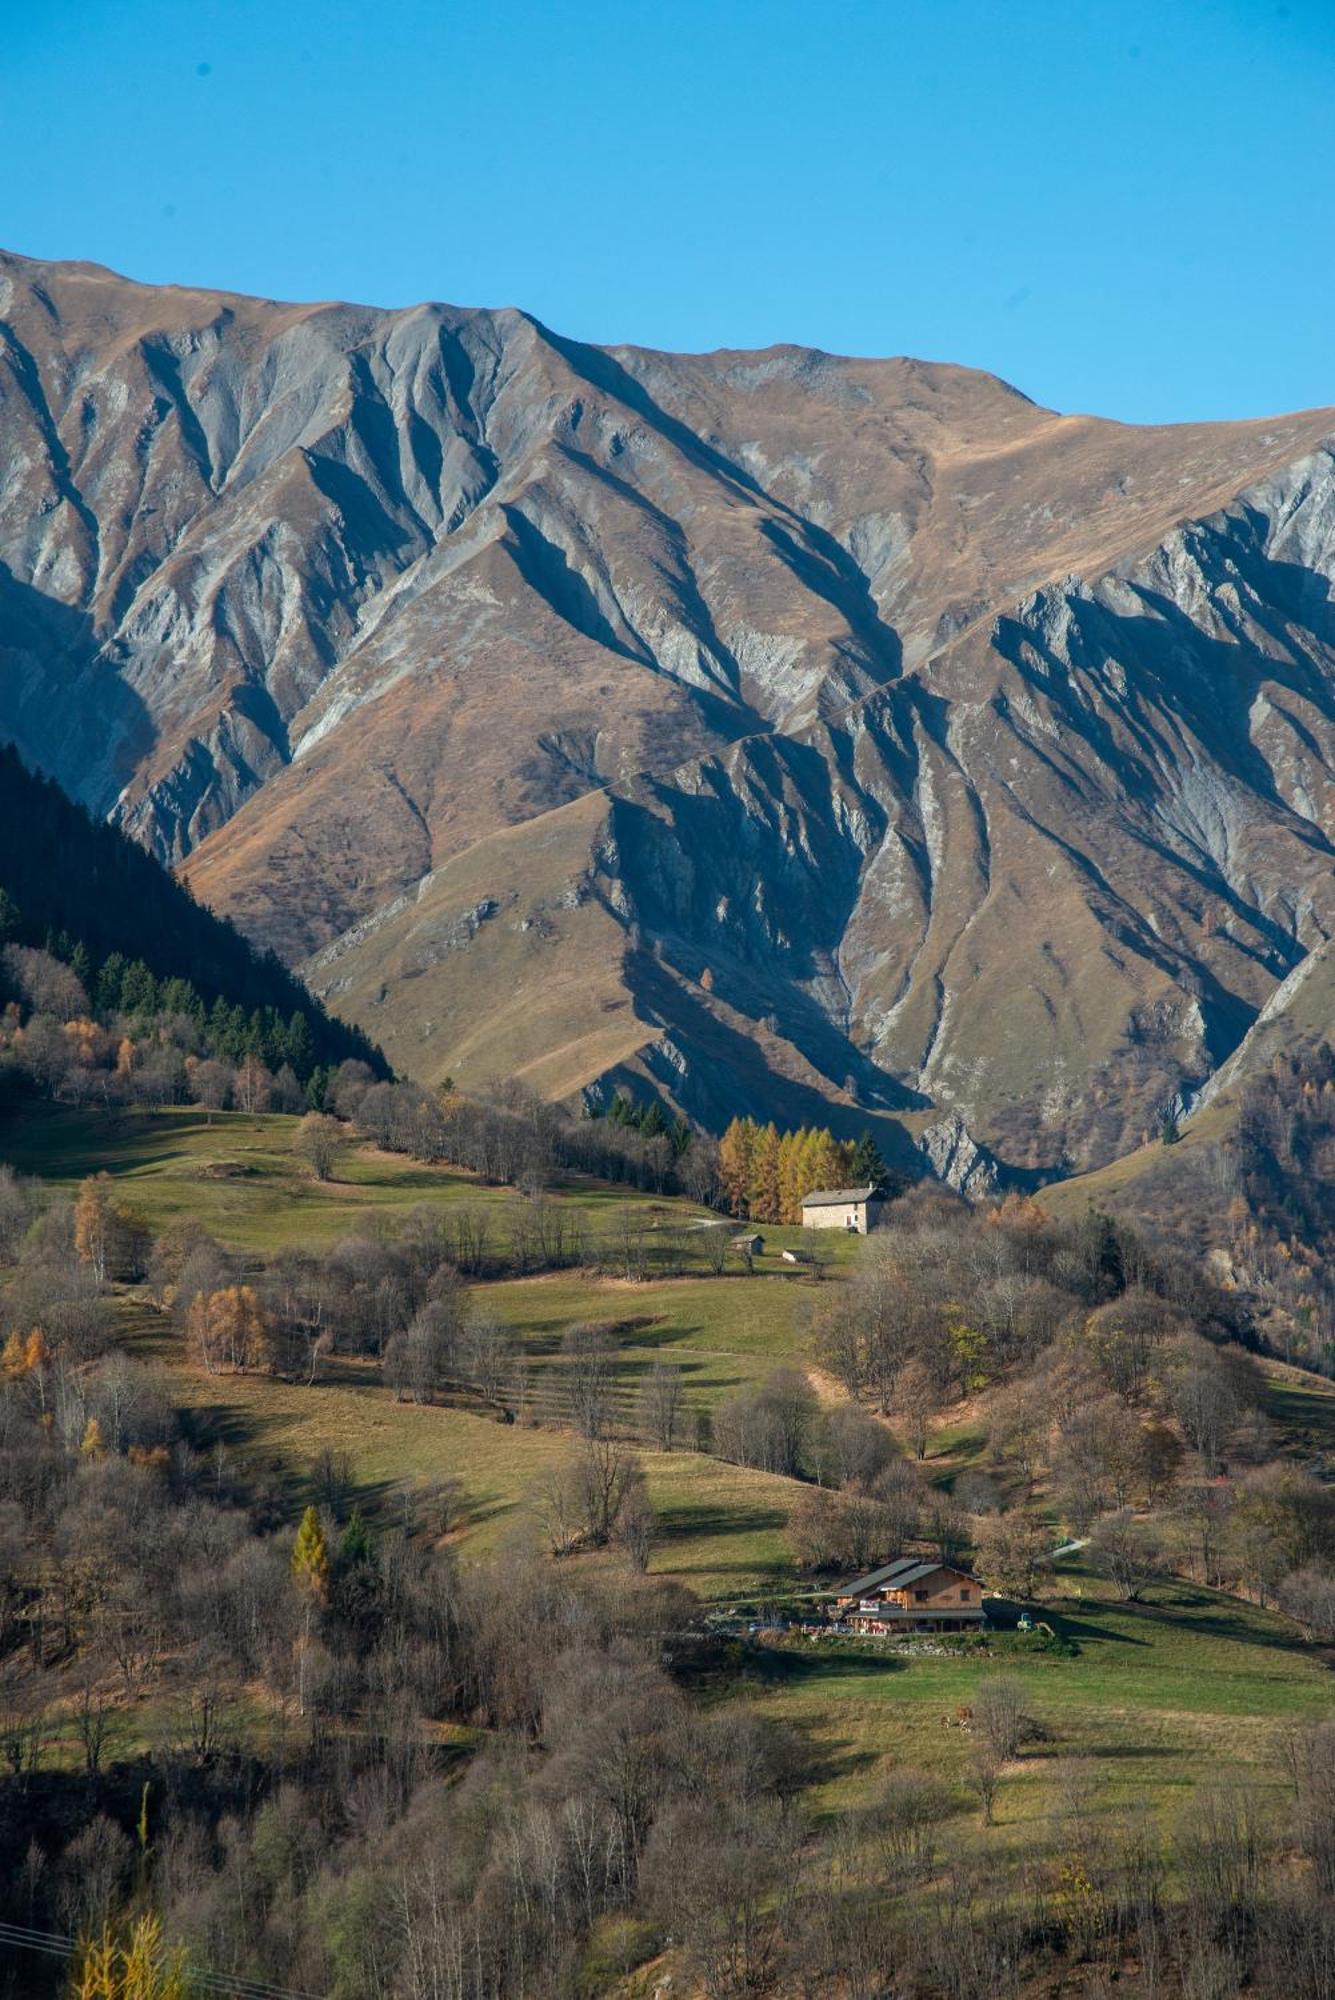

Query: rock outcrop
[916,1116,999,1198]
[2,250,1333,1172]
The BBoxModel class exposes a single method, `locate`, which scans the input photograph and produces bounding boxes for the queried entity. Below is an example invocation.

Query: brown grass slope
[2,250,1334,1168]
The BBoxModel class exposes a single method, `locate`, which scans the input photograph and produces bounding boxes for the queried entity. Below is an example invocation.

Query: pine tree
[338,1506,372,1567]
[292,1505,331,1603]
[120,960,159,1016]
[284,1008,315,1078]
[850,1128,891,1193]
[96,953,129,1013]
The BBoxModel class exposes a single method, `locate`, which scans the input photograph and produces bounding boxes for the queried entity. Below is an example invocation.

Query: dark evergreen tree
[0,740,386,1079]
[96,953,129,1013]
[850,1128,891,1193]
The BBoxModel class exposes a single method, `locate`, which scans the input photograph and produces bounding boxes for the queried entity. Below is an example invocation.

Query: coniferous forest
[0,745,385,1088]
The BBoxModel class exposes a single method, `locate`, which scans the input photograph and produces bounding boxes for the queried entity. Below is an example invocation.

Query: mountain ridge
[2,248,1332,1175]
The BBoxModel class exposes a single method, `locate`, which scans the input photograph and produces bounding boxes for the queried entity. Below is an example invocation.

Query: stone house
[800,1185,884,1234]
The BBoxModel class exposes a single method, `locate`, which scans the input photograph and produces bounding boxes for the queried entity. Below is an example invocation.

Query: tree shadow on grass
[1024,1742,1180,1763]
[299,1472,399,1516]
[655,1499,791,1545]
[1042,1612,1153,1648]
[781,1712,883,1791]
[178,1397,275,1452]
[748,1646,907,1689]
[1128,1600,1311,1655]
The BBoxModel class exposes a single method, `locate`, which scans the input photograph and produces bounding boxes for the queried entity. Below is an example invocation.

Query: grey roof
[800,1185,880,1207]
[834,1556,923,1596]
[835,1556,980,1597]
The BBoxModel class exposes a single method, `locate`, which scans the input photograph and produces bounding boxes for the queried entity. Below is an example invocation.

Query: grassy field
[8,1107,833,1591]
[14,1104,828,1597]
[485,1268,814,1421]
[10,1104,835,1600]
[1,1105,857,1267]
[8,1102,1334,1831]
[752,1564,1334,1841]
[157,1336,799,1599]
[0,1105,673,1253]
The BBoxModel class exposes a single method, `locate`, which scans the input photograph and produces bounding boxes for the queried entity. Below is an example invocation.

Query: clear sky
[5,0,1333,423]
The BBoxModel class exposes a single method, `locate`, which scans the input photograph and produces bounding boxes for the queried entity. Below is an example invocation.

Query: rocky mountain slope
[2,249,1332,1174]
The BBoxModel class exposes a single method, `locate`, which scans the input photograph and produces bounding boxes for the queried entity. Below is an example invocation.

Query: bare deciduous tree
[641,1362,685,1451]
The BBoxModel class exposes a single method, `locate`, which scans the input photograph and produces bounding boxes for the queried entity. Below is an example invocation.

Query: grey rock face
[2,250,1334,1173]
[916,1115,1000,1197]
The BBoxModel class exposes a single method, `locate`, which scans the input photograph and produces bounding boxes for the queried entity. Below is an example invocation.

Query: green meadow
[6,1102,1332,1824]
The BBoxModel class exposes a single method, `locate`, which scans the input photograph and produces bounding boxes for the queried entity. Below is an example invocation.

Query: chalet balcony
[856,1599,986,1620]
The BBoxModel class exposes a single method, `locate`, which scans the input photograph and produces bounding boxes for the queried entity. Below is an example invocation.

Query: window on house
[914,1590,929,1602]
[960,1589,972,1601]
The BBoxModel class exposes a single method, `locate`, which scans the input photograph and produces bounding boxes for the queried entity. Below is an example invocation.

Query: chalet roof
[834,1556,923,1596]
[800,1186,879,1207]
[835,1556,981,1597]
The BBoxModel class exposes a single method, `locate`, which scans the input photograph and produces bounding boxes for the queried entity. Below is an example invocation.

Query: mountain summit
[2,249,1332,1173]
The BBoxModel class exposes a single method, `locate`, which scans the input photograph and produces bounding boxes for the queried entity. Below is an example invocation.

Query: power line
[0,1920,324,2000]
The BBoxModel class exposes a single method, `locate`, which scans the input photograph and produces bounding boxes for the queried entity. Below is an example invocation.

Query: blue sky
[4,0,1332,422]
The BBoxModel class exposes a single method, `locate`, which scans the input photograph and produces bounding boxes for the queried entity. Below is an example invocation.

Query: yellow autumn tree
[74,1174,115,1283]
[64,1017,103,1068]
[73,1177,146,1286]
[1,1328,26,1381]
[776,1130,802,1224]
[70,1913,187,1999]
[291,1504,330,1719]
[801,1128,848,1202]
[716,1117,757,1218]
[80,1415,106,1459]
[292,1505,331,1604]
[24,1327,51,1412]
[186,1286,272,1375]
[748,1123,782,1223]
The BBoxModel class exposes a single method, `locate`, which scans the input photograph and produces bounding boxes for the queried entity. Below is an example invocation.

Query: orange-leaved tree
[186,1285,273,1375]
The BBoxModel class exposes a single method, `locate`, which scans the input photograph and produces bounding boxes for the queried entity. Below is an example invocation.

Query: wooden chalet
[830,1556,986,1634]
